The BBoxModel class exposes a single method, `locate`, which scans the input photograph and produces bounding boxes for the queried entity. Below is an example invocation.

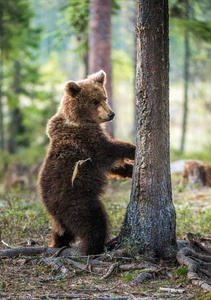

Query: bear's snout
[108,112,115,120]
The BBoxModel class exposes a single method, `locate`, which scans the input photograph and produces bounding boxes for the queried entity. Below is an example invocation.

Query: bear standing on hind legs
[39,70,136,255]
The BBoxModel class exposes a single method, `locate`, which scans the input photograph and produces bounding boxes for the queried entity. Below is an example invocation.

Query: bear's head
[60,70,115,125]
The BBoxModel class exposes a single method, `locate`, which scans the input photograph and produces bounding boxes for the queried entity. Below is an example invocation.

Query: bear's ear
[89,70,106,85]
[65,81,81,97]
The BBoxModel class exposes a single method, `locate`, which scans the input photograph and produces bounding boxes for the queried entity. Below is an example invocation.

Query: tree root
[0,246,79,259]
[177,246,211,291]
[130,272,152,286]
[1,237,211,291]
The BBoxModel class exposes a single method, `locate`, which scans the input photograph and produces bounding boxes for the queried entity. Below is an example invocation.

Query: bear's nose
[108,112,115,120]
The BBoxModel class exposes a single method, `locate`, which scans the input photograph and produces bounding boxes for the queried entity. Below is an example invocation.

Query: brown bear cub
[39,70,136,255]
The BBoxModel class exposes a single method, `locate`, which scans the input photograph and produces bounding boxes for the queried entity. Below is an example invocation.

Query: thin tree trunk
[83,41,89,77]
[8,61,26,154]
[119,0,177,259]
[180,0,190,153]
[0,56,4,150]
[88,0,114,137]
[0,8,4,150]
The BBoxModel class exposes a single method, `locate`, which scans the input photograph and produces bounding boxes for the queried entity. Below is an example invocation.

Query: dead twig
[187,233,211,255]
[201,269,211,278]
[51,246,69,257]
[119,262,159,271]
[201,237,211,242]
[95,298,128,300]
[100,262,119,279]
[41,294,87,299]
[1,240,15,249]
[193,241,211,255]
[159,287,185,293]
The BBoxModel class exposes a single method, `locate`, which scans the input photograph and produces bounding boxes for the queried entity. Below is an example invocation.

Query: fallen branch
[119,263,159,271]
[0,246,79,259]
[41,294,87,299]
[95,298,128,300]
[39,257,69,273]
[159,287,185,294]
[100,262,119,279]
[130,272,152,286]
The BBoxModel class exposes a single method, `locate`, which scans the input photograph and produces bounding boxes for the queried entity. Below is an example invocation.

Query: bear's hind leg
[82,231,107,255]
[80,208,108,255]
[51,230,75,248]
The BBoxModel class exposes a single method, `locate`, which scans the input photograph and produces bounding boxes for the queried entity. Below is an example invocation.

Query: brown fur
[38,70,136,255]
[182,161,211,187]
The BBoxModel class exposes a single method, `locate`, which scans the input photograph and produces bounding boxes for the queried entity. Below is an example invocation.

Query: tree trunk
[180,0,190,153]
[0,8,4,150]
[88,0,114,137]
[119,0,177,259]
[8,61,27,154]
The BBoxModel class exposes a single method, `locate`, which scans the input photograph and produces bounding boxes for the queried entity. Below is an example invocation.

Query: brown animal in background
[38,70,136,255]
[4,162,33,192]
[3,160,43,192]
[204,163,211,186]
[182,161,211,187]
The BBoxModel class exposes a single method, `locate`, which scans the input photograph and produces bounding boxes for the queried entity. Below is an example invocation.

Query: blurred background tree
[0,0,210,183]
[170,0,211,153]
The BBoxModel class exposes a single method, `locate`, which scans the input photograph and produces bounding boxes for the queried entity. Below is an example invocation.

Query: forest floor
[0,177,211,300]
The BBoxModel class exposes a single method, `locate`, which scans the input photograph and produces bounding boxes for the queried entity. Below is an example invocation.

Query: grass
[0,175,211,247]
[170,148,211,164]
[0,191,49,246]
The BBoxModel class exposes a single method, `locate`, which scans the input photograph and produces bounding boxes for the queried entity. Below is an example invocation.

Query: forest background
[0,1,211,297]
[0,0,210,181]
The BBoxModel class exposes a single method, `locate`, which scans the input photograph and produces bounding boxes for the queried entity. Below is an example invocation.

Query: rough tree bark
[88,0,114,137]
[119,0,177,259]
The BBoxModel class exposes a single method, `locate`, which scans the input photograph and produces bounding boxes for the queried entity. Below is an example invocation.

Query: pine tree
[0,0,42,153]
[170,0,211,152]
[119,0,177,259]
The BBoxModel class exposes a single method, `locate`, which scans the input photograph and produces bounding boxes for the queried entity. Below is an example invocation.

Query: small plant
[174,266,188,276]
[121,271,138,282]
[174,184,186,193]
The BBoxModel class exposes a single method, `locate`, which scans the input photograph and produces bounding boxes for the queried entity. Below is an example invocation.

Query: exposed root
[0,246,79,259]
[1,236,211,292]
[130,272,152,285]
[177,246,211,291]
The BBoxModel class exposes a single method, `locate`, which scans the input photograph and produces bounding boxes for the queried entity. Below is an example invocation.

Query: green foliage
[169,0,211,87]
[170,148,211,163]
[171,18,211,42]
[121,270,138,282]
[0,0,44,154]
[64,0,89,38]
[63,0,120,55]
[175,202,211,237]
[0,150,17,182]
[112,49,134,82]
[174,266,188,276]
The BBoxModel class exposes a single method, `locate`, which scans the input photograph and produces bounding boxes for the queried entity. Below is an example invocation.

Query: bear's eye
[93,100,100,106]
